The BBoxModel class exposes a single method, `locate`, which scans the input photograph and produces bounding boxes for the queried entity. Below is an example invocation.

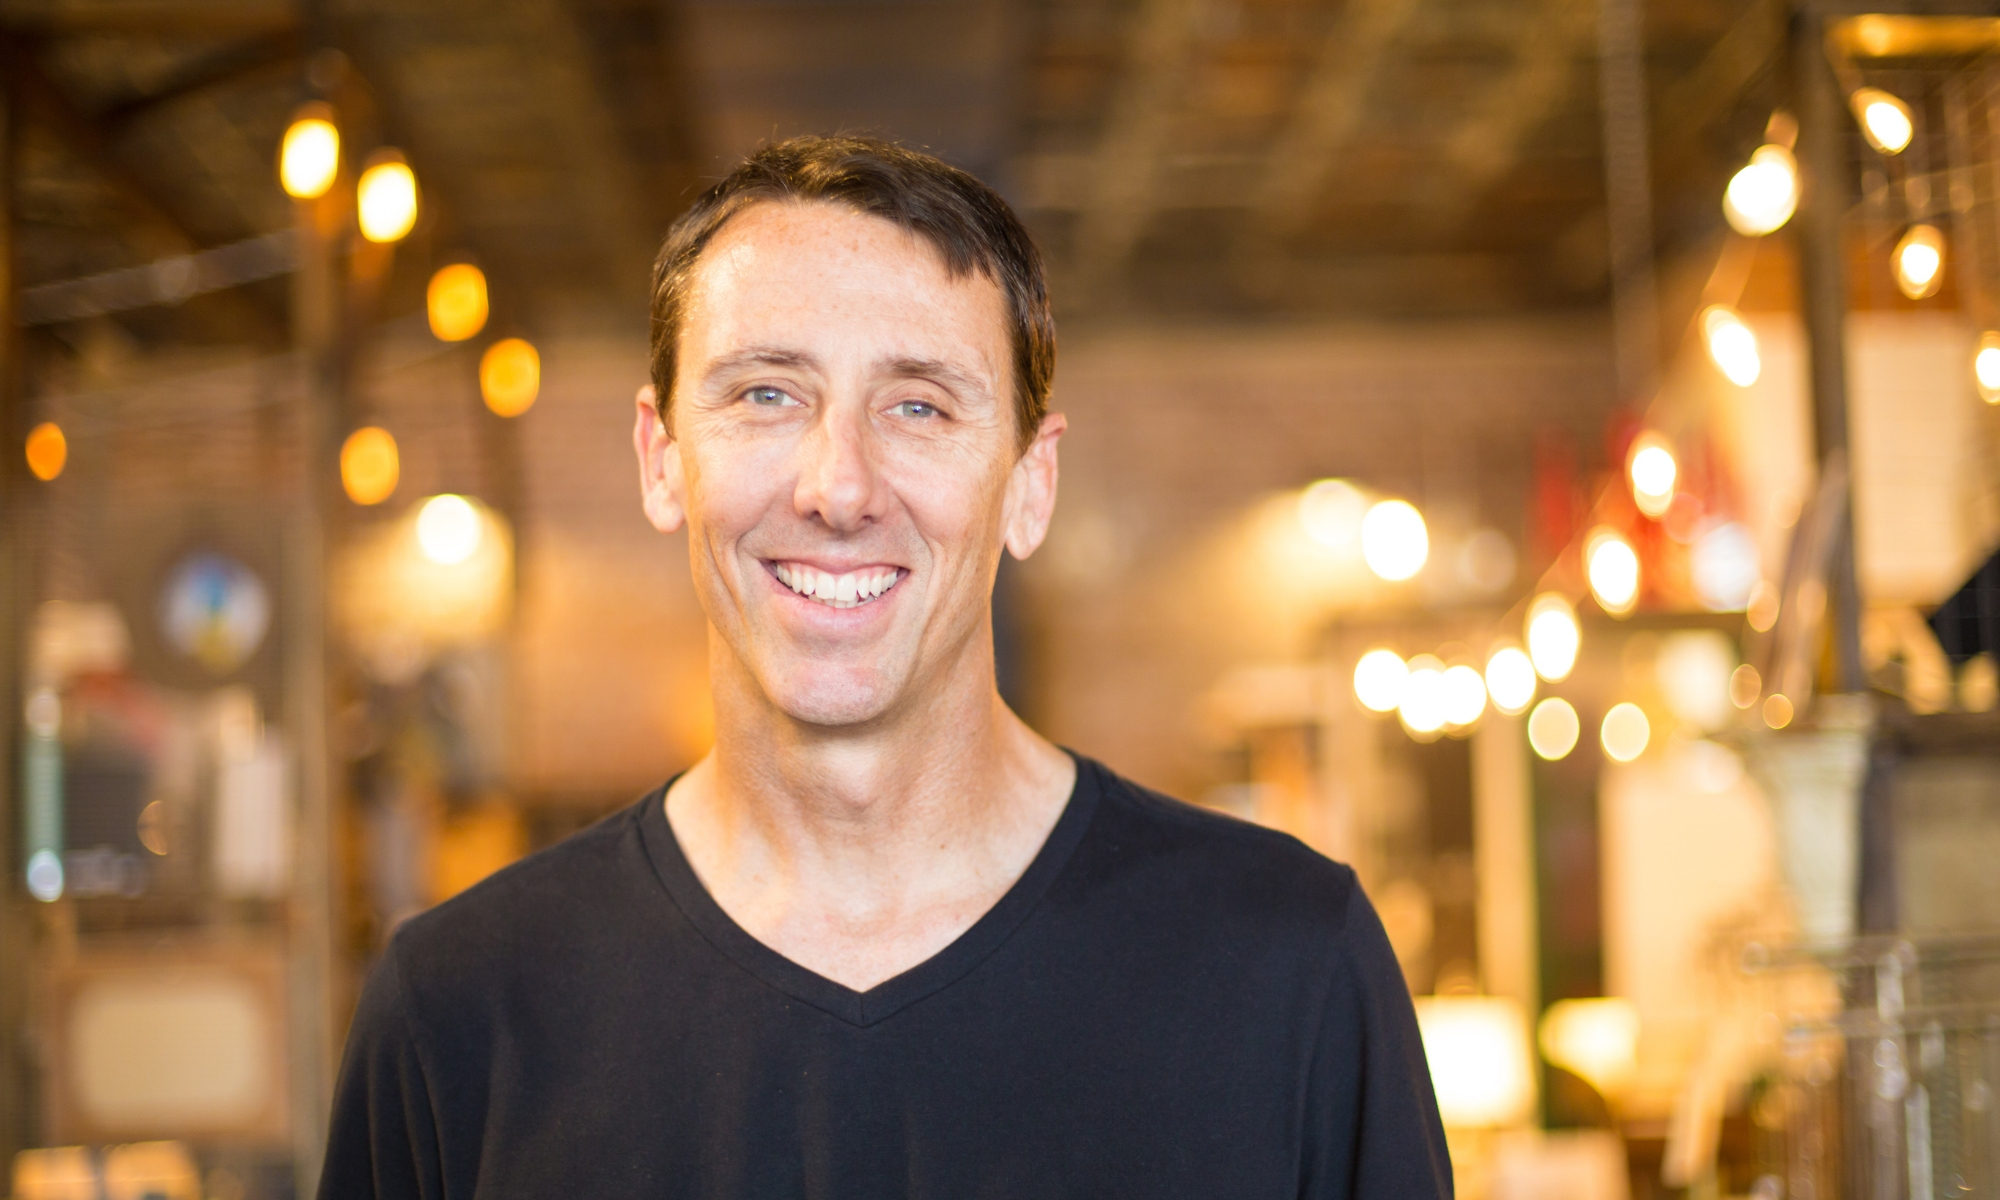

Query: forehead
[678,200,1011,383]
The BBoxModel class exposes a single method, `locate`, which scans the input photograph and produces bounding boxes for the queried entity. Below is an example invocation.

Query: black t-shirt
[320,755,1452,1199]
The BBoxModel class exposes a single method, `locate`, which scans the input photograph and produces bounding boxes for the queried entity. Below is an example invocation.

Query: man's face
[634,200,1062,729]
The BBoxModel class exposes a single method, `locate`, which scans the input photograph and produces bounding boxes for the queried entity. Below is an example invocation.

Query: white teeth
[773,563,900,608]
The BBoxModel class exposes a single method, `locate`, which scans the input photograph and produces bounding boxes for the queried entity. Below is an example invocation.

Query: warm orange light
[480,338,540,417]
[1762,692,1795,729]
[427,264,489,342]
[340,426,399,505]
[25,421,66,482]
[279,104,339,199]
[357,152,418,243]
[1894,224,1945,300]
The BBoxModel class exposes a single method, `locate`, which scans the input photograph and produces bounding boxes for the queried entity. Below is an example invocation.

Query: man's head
[647,136,1054,453]
[633,137,1064,731]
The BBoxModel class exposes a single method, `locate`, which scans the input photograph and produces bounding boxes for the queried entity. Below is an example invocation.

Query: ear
[1001,411,1065,560]
[633,383,687,534]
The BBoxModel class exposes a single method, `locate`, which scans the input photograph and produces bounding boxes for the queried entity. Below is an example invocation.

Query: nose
[792,404,886,532]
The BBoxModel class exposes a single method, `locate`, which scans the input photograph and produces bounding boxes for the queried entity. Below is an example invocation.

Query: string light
[1703,306,1761,386]
[1361,499,1428,582]
[416,495,483,565]
[1722,144,1798,236]
[1442,665,1488,728]
[25,422,67,482]
[357,151,419,244]
[1526,593,1581,682]
[279,104,339,200]
[1851,87,1914,155]
[1626,433,1676,519]
[1893,224,1945,300]
[1977,332,2000,404]
[428,264,490,343]
[480,338,541,417]
[1585,528,1640,616]
[1353,649,1409,713]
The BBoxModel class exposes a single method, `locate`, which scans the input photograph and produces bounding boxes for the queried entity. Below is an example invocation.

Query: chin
[760,661,902,729]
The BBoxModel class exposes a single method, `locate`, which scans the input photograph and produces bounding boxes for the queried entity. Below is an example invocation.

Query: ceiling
[3,0,1798,359]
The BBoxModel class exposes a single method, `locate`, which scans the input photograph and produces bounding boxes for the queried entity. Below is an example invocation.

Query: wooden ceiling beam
[1065,0,1205,291]
[96,27,301,132]
[1420,0,1599,233]
[0,35,284,343]
[0,0,294,35]
[1245,0,1426,240]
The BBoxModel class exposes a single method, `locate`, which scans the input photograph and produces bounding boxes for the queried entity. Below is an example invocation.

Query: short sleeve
[319,941,445,1200]
[1299,872,1454,1199]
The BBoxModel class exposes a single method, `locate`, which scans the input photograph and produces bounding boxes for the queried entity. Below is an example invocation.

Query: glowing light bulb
[1298,478,1366,550]
[1442,664,1488,728]
[1600,702,1651,762]
[1723,144,1798,236]
[25,421,66,482]
[480,337,540,417]
[428,263,489,342]
[1361,499,1428,582]
[1691,522,1759,612]
[1526,593,1580,682]
[1894,224,1945,300]
[1976,332,2000,404]
[1399,655,1448,736]
[1762,692,1794,729]
[1729,663,1762,710]
[1586,528,1640,616]
[416,494,483,565]
[1528,697,1580,760]
[279,105,339,199]
[1353,649,1409,713]
[1703,306,1761,386]
[340,426,399,506]
[1484,646,1537,715]
[357,152,418,243]
[1627,433,1677,519]
[1852,87,1913,155]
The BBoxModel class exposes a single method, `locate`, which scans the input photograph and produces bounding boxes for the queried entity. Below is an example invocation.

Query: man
[321,136,1451,1198]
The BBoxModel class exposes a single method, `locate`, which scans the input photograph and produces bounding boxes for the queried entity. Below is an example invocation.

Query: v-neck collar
[637,751,1102,1028]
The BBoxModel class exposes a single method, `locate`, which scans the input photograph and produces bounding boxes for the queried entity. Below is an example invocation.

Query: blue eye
[892,400,940,419]
[746,387,794,407]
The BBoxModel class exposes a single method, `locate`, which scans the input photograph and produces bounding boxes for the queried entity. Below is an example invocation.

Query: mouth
[767,561,905,610]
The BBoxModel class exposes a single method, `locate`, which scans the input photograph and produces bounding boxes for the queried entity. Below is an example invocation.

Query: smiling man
[320,137,1451,1199]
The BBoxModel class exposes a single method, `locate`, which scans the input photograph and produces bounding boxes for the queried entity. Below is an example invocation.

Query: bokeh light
[1484,646,1537,716]
[1361,499,1428,582]
[1399,654,1448,736]
[1762,692,1795,729]
[1299,478,1367,550]
[25,422,67,482]
[340,426,400,506]
[1585,528,1640,616]
[1691,522,1760,612]
[1600,702,1651,762]
[357,153,419,243]
[1627,434,1677,519]
[1729,663,1763,710]
[1722,144,1798,236]
[1977,332,2000,404]
[279,106,339,200]
[1353,649,1408,713]
[416,494,483,565]
[1526,593,1581,682]
[1703,305,1761,386]
[1442,664,1487,728]
[1894,224,1944,300]
[1528,697,1581,760]
[428,264,490,342]
[1852,87,1913,155]
[480,338,541,417]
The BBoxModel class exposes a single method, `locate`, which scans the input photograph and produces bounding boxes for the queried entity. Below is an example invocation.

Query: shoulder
[385,788,665,999]
[1065,755,1364,944]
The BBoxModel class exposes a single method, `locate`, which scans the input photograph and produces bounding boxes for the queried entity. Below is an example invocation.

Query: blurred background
[3,0,2000,1197]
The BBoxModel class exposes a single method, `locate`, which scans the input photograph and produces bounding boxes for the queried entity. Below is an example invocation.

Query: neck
[669,632,1074,923]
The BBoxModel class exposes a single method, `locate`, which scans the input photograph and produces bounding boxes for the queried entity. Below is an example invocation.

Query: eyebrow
[884,356,994,402]
[700,346,818,383]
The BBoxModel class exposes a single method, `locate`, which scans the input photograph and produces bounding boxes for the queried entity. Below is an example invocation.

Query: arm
[1299,871,1454,1199]
[318,942,445,1200]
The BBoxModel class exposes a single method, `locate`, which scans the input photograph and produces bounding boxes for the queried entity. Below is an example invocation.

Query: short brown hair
[647,136,1055,451]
